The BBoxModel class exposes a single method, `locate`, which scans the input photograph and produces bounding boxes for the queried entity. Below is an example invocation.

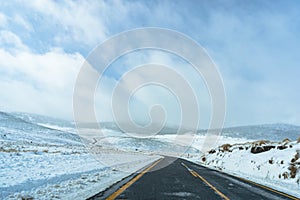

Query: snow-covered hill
[0,112,80,146]
[197,139,300,198]
[1,111,299,199]
[0,112,160,199]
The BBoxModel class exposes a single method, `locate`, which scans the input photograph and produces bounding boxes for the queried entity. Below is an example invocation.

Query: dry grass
[282,138,291,144]
[258,140,268,145]
[297,137,300,143]
[0,148,61,154]
[251,140,269,146]
[0,148,18,153]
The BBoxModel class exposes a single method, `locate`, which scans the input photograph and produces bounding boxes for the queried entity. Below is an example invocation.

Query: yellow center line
[192,170,230,200]
[190,171,198,177]
[106,158,162,200]
[181,163,230,200]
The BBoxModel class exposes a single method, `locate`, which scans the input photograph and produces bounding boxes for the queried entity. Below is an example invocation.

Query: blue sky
[0,0,299,127]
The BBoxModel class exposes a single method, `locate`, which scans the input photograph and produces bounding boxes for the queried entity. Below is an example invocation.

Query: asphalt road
[89,156,297,200]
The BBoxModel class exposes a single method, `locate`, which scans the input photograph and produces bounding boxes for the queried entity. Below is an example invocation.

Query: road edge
[87,156,163,200]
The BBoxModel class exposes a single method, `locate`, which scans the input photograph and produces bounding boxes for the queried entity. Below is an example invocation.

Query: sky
[0,0,299,128]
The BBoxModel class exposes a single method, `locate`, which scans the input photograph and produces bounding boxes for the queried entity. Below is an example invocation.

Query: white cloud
[0,33,84,119]
[93,50,212,128]
[26,0,107,46]
[0,30,29,53]
[13,14,33,32]
[0,12,7,27]
[0,0,299,127]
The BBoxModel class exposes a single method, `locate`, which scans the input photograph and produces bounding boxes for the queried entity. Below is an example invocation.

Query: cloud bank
[0,0,299,127]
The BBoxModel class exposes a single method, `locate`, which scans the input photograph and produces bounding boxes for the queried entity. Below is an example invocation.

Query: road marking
[234,176,299,200]
[193,171,230,200]
[106,158,162,200]
[181,163,230,200]
[183,163,298,200]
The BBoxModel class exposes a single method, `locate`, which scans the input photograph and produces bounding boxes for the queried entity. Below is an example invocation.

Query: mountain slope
[0,112,81,145]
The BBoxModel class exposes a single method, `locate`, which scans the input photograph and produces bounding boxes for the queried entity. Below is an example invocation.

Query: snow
[0,142,160,199]
[1,111,299,199]
[194,140,300,198]
[0,112,160,199]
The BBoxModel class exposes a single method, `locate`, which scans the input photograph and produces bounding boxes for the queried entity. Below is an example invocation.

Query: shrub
[277,145,288,150]
[251,145,275,154]
[289,165,297,178]
[221,144,232,152]
[291,152,299,163]
[269,159,274,164]
[208,149,216,154]
[295,152,300,160]
[18,194,34,200]
[282,172,289,179]
[202,156,206,162]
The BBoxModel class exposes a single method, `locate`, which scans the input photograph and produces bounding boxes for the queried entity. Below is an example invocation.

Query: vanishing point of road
[89,157,298,200]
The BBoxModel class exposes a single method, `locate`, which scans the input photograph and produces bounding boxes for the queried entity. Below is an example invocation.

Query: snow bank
[197,139,300,198]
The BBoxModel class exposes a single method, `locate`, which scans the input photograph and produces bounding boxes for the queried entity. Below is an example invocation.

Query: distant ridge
[198,123,300,141]
[2,111,300,142]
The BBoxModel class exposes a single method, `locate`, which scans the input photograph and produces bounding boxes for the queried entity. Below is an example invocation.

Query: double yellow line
[106,158,162,200]
[181,163,230,200]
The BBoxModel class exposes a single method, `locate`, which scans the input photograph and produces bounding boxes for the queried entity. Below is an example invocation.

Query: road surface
[89,156,298,200]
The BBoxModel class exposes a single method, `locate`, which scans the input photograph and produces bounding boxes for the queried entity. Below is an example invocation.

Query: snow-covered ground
[1,111,299,199]
[0,141,160,200]
[0,112,160,199]
[194,139,300,198]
